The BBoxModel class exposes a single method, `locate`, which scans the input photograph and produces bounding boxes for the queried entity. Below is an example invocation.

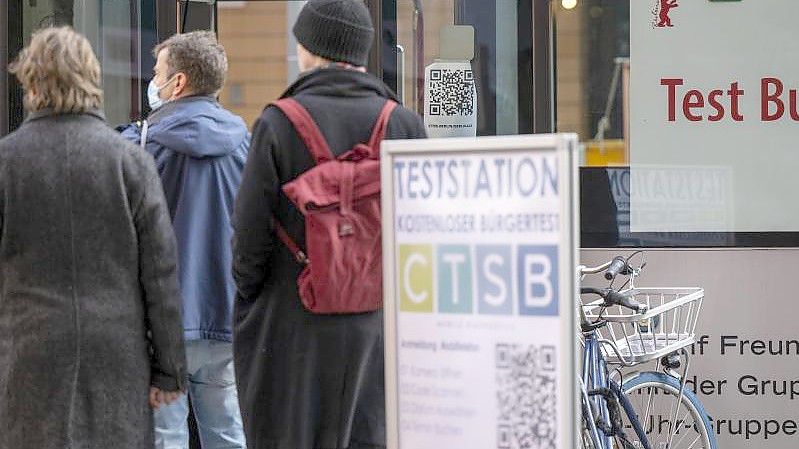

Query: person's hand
[149,387,182,410]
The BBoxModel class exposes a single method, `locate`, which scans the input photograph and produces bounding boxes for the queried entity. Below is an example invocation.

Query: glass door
[214,1,306,129]
[5,0,155,133]
[380,0,551,137]
[215,0,551,135]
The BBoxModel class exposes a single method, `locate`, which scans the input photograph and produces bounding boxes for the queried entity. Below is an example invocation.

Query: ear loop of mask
[157,73,179,96]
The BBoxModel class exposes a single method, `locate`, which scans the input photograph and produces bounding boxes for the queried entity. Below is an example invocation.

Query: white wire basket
[582,288,704,366]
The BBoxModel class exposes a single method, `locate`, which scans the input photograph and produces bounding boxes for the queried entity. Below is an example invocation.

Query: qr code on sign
[496,344,557,449]
[428,69,476,116]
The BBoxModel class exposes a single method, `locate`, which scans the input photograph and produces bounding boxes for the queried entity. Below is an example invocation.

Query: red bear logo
[656,0,679,27]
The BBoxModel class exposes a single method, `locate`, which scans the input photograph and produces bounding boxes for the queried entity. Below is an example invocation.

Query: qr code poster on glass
[424,61,478,138]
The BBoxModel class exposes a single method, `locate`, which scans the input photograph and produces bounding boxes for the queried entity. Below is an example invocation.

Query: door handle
[396,45,405,105]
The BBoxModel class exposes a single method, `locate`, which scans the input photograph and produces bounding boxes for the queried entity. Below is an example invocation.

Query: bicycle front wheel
[621,372,717,449]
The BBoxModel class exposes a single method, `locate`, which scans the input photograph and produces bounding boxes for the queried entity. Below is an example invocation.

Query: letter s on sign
[483,254,508,307]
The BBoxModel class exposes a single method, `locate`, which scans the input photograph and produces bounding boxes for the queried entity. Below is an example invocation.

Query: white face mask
[147,74,176,111]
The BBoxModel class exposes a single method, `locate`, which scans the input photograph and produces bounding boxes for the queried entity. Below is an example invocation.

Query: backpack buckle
[339,222,354,237]
[344,144,374,161]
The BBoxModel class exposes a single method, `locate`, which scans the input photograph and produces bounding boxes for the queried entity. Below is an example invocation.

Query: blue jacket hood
[146,96,249,157]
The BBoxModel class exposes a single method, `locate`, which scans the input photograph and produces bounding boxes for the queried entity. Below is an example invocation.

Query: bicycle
[578,254,717,449]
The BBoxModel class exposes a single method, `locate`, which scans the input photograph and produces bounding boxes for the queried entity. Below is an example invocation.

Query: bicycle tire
[621,372,718,449]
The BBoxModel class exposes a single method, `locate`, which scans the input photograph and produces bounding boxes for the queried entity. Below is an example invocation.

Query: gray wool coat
[0,110,187,449]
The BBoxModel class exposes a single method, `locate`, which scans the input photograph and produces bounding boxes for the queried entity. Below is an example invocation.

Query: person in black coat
[232,1,426,448]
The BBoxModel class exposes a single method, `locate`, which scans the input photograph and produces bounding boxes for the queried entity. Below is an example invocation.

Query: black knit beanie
[293,0,375,67]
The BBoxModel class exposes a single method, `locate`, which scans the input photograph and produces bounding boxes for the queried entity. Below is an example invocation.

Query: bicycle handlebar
[604,256,629,280]
[607,290,645,312]
[580,287,646,313]
[578,261,614,275]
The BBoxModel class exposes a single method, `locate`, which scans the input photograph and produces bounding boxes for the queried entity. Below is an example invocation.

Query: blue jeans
[154,339,246,449]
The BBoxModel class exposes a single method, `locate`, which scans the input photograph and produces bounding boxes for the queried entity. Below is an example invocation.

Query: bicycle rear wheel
[621,372,717,449]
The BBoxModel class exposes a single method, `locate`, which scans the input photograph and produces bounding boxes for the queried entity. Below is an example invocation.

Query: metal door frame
[1,0,7,136]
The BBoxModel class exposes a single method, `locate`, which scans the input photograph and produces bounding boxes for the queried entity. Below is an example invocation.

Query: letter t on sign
[661,78,684,122]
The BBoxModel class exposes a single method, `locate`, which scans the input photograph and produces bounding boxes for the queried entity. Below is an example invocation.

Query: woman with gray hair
[0,27,187,449]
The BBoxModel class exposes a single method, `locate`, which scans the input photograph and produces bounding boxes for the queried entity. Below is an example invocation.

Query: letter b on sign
[517,245,559,316]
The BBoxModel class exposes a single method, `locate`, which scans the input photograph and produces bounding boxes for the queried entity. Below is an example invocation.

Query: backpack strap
[139,120,149,149]
[275,220,308,265]
[270,99,397,265]
[271,98,335,165]
[366,101,398,156]
[270,98,327,264]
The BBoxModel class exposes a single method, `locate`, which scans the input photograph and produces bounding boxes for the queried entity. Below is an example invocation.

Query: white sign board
[630,0,799,232]
[381,135,578,449]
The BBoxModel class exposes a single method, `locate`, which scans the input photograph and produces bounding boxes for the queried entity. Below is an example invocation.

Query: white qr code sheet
[423,61,478,138]
[428,68,476,117]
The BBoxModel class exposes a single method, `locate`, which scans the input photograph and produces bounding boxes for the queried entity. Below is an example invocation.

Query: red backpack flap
[282,100,395,213]
[282,160,380,214]
[270,98,397,314]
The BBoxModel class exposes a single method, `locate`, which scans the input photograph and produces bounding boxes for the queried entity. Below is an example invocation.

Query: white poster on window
[381,135,578,449]
[630,0,799,232]
[424,61,478,138]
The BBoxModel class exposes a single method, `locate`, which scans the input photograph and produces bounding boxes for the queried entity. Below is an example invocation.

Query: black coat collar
[281,67,399,102]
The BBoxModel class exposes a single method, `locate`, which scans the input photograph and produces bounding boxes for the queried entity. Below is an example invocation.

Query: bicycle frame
[579,260,651,449]
[582,329,653,449]
[581,332,612,449]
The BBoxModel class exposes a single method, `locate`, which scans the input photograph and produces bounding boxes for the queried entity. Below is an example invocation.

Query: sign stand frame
[381,134,579,449]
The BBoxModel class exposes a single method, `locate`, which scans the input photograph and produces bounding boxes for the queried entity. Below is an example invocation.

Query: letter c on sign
[403,253,429,304]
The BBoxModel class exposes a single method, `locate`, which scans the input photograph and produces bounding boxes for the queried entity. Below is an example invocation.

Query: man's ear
[173,73,190,98]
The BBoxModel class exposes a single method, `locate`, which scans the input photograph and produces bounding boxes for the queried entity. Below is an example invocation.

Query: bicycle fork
[582,334,652,449]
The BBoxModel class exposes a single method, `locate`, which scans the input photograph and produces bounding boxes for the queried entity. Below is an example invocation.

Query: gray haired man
[120,31,249,449]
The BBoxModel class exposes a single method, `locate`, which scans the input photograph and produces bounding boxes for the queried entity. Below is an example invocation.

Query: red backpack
[271,98,397,314]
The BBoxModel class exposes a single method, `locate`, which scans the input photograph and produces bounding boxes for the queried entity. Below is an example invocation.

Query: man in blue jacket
[121,31,248,449]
